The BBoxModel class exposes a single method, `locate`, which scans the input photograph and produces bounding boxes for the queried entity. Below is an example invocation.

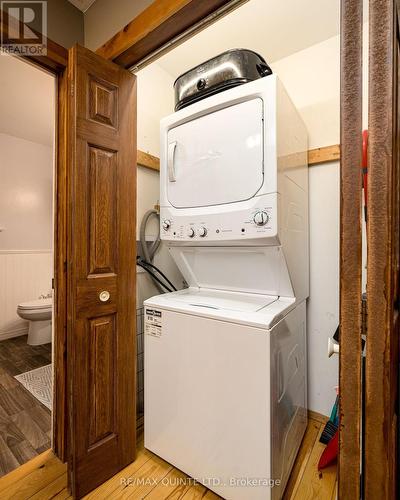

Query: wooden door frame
[338,0,363,498]
[365,0,399,497]
[1,9,69,462]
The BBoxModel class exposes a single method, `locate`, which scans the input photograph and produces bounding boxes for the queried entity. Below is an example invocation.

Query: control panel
[160,199,277,244]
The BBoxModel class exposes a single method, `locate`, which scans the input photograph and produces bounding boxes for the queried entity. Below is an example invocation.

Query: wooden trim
[52,66,68,463]
[365,1,399,498]
[96,0,238,68]
[338,0,363,499]
[137,150,160,171]
[0,10,67,72]
[137,144,341,173]
[308,145,340,165]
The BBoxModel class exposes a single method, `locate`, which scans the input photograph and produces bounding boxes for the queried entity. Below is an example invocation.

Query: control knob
[162,219,171,231]
[253,211,269,226]
[187,228,195,238]
[198,226,207,237]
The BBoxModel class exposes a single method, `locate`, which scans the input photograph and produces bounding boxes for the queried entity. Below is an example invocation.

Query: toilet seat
[18,298,52,311]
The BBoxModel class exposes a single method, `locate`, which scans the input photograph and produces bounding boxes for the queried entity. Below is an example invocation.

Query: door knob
[99,290,110,302]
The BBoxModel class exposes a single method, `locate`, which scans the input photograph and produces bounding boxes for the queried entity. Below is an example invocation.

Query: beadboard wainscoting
[0,251,53,340]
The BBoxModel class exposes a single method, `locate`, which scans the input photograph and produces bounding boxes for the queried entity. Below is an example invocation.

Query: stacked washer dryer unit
[144,74,309,500]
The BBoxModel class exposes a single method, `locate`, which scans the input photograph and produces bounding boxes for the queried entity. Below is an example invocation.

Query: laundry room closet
[132,0,358,423]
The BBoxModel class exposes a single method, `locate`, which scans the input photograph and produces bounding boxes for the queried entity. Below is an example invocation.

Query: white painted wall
[84,0,153,51]
[136,64,184,304]
[0,133,53,338]
[0,134,53,250]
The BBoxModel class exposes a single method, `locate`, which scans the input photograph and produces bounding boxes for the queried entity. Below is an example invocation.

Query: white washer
[145,74,309,500]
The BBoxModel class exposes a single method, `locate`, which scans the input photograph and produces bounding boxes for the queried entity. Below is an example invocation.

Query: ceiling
[67,0,96,12]
[156,0,340,80]
[0,56,55,146]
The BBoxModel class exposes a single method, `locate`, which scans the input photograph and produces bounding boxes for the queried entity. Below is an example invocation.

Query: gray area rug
[15,364,52,410]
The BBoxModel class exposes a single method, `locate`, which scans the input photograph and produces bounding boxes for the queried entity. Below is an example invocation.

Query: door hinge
[52,278,55,289]
[70,82,74,97]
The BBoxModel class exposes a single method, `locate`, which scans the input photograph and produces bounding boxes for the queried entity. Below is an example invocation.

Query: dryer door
[167,98,264,208]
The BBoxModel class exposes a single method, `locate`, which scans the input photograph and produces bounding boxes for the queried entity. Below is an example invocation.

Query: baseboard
[0,326,28,341]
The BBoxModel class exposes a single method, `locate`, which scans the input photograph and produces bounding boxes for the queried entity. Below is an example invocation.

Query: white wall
[0,133,53,338]
[136,64,184,304]
[0,134,53,250]
[84,0,153,51]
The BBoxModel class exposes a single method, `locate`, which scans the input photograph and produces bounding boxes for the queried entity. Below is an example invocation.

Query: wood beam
[137,150,160,171]
[137,144,341,172]
[308,144,340,165]
[96,0,237,68]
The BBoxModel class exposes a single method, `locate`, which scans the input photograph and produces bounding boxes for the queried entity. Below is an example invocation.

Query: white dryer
[144,74,309,500]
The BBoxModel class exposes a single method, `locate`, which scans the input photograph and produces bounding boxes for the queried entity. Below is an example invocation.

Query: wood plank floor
[0,336,52,476]
[0,415,337,499]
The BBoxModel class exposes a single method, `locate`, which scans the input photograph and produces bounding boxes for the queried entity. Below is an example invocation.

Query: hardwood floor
[0,415,337,499]
[0,335,52,476]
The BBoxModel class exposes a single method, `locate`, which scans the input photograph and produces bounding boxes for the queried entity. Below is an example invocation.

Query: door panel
[167,98,264,208]
[67,44,136,498]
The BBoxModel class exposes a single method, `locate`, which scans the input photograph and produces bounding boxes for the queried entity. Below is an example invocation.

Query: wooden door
[66,44,137,498]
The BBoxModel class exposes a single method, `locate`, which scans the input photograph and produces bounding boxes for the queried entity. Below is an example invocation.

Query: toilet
[16,298,52,345]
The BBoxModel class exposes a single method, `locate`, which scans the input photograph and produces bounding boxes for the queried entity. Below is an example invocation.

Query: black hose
[139,258,178,292]
[136,262,174,293]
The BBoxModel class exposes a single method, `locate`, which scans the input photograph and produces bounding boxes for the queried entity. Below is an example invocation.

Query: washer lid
[172,289,277,312]
[144,287,293,329]
[18,298,52,310]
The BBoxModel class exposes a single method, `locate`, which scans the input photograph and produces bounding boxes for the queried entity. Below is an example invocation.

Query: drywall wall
[0,55,55,147]
[136,63,184,302]
[0,133,53,250]
[24,0,84,47]
[47,0,84,47]
[84,0,153,51]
